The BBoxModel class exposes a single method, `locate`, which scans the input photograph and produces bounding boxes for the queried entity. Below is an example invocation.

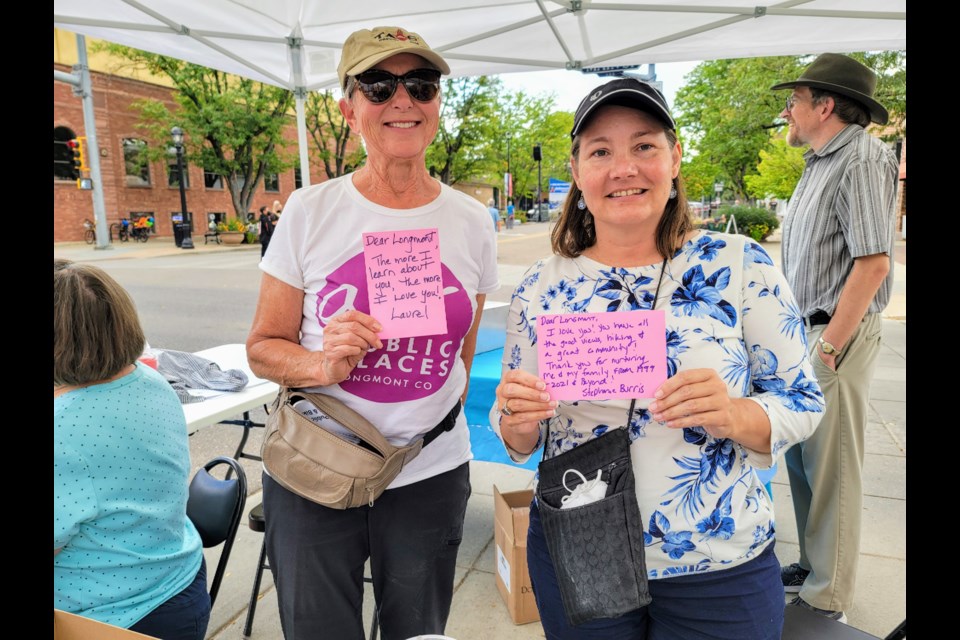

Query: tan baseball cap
[337,26,451,92]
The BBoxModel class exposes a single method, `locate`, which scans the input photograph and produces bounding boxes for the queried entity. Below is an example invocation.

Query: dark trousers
[263,462,471,640]
[527,503,784,640]
[129,558,210,640]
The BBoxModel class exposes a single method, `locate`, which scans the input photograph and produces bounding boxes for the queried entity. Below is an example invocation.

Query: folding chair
[186,456,247,607]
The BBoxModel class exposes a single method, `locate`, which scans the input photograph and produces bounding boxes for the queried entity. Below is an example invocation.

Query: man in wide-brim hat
[771,53,899,625]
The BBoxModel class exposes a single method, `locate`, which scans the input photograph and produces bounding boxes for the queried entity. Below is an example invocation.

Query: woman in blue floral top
[490,78,824,639]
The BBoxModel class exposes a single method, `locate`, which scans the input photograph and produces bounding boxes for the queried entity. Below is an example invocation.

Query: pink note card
[363,228,447,339]
[537,310,667,401]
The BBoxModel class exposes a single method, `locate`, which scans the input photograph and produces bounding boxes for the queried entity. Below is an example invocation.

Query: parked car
[527,203,551,222]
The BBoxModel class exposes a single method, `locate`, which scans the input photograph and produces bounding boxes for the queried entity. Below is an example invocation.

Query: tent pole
[288,33,311,189]
[295,89,310,188]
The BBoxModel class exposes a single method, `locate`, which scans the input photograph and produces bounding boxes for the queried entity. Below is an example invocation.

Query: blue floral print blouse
[491,230,824,578]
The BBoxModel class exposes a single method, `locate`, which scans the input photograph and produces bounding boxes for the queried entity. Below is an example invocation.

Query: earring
[577,196,587,210]
[669,186,677,200]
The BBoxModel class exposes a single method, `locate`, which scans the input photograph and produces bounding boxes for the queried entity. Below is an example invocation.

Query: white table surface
[181,343,280,434]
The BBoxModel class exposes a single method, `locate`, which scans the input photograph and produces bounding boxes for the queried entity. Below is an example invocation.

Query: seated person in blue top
[54,259,209,640]
[490,79,825,639]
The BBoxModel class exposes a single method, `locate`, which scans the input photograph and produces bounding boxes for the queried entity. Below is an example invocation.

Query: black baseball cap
[571,78,676,138]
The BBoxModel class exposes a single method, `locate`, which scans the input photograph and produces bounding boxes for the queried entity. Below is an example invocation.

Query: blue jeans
[129,558,210,640]
[528,503,784,639]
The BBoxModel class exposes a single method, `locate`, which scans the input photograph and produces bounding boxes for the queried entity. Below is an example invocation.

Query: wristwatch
[818,336,841,356]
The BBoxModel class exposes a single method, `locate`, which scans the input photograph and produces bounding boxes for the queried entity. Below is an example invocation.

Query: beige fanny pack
[262,387,460,509]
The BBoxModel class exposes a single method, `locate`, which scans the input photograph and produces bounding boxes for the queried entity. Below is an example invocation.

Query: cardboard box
[493,486,540,625]
[54,610,157,639]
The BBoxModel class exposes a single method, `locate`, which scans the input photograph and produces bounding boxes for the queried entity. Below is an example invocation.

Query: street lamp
[171,126,194,250]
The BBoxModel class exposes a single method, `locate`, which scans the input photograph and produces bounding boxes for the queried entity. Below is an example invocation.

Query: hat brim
[770,79,889,125]
[344,48,450,87]
[571,88,676,137]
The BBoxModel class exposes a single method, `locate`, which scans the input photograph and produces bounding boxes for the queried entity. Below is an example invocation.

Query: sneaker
[787,597,847,624]
[781,562,810,593]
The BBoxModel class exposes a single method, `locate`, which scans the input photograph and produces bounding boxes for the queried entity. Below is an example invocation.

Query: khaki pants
[785,313,882,612]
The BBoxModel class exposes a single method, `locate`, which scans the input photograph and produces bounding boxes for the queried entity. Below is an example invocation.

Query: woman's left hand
[649,368,737,439]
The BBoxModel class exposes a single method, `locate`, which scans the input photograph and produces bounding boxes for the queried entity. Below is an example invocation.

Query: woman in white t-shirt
[246,26,498,640]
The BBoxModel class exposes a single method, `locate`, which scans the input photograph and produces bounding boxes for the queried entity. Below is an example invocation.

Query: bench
[204,230,222,245]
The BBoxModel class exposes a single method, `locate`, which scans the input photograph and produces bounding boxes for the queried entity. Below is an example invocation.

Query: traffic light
[67,137,87,174]
[532,143,542,162]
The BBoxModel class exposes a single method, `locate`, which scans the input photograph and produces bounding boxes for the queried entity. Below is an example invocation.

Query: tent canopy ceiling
[55,0,906,92]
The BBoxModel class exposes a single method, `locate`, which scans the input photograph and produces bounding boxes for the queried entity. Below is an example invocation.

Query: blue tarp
[465,348,540,470]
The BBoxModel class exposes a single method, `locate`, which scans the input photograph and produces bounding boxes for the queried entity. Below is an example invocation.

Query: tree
[101,44,294,219]
[675,52,906,201]
[495,91,574,205]
[680,152,722,205]
[744,133,806,200]
[424,78,574,199]
[846,51,907,141]
[427,76,502,185]
[305,90,365,179]
[674,56,805,201]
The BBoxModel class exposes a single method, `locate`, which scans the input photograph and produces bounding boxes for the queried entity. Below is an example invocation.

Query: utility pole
[533,143,542,220]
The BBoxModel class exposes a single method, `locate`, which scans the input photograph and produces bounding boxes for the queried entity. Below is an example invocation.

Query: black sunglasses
[354,68,441,104]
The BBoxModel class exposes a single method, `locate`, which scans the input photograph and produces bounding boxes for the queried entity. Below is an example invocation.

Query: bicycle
[83,219,96,244]
[111,219,131,243]
[131,220,150,243]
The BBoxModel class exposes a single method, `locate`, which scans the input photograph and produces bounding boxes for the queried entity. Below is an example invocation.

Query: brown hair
[54,259,145,386]
[811,88,871,127]
[551,126,692,260]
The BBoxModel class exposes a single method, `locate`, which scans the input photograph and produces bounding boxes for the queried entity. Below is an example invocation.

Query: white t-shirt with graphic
[261,174,499,488]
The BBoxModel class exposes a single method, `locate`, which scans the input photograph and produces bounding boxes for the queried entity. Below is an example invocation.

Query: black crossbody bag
[535,405,651,625]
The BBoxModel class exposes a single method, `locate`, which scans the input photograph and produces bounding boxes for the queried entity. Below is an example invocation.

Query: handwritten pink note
[363,228,447,339]
[537,310,667,401]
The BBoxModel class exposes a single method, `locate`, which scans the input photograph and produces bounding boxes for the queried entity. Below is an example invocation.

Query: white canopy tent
[54,0,905,190]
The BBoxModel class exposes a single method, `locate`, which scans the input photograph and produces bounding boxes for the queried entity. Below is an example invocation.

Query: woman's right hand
[496,369,556,455]
[320,310,383,385]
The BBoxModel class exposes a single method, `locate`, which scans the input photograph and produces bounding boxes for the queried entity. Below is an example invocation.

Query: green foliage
[100,43,294,219]
[306,90,365,179]
[217,217,247,232]
[839,51,906,142]
[680,153,722,204]
[427,76,503,185]
[675,56,805,202]
[675,52,906,202]
[422,78,573,200]
[744,132,806,200]
[495,92,574,202]
[719,205,779,242]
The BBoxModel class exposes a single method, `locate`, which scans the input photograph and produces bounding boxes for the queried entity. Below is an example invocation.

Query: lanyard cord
[626,257,669,424]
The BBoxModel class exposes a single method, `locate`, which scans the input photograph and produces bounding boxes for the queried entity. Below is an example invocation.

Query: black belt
[804,310,831,328]
[421,402,462,448]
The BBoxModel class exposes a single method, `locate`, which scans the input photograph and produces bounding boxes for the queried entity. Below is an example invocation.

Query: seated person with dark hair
[54,259,210,640]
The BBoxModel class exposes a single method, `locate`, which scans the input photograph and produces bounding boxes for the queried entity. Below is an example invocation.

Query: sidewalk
[54,234,261,262]
[54,233,906,639]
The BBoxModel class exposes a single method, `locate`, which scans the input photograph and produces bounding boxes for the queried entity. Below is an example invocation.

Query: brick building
[54,62,333,243]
